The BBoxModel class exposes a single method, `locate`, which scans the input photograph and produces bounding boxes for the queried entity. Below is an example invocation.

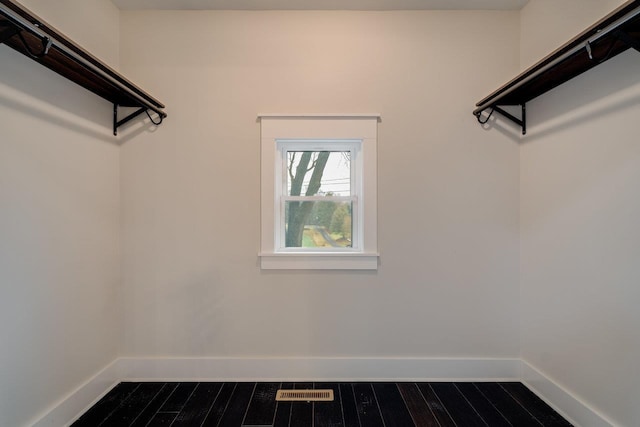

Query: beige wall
[118,10,521,358]
[519,1,640,426]
[0,1,121,426]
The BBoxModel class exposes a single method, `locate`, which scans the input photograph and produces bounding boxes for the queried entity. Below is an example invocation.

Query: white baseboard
[30,360,120,427]
[520,360,615,427]
[29,356,530,426]
[115,356,521,382]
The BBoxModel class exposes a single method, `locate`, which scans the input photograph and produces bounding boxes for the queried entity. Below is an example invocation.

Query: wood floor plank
[314,383,344,427]
[99,382,166,427]
[72,381,574,427]
[431,382,488,427]
[455,383,512,427]
[242,382,280,426]
[217,382,256,427]
[416,383,457,427]
[272,382,294,427]
[474,383,542,426]
[500,383,573,426]
[372,383,415,427]
[171,382,223,426]
[129,383,179,427]
[352,383,384,427]
[339,383,360,427]
[158,382,198,413]
[145,411,177,425]
[288,382,314,427]
[202,383,237,427]
[397,383,439,427]
[71,382,139,427]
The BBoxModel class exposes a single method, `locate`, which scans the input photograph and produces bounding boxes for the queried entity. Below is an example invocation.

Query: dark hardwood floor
[71,382,573,426]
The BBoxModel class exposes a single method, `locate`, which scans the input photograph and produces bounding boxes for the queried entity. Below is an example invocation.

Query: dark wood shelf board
[0,0,166,133]
[474,0,640,133]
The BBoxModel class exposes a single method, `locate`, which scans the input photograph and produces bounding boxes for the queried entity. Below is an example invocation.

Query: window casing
[260,115,379,269]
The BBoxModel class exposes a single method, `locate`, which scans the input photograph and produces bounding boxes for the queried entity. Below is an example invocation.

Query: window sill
[259,252,379,270]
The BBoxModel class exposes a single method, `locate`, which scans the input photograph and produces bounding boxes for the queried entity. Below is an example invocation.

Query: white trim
[117,356,520,382]
[520,360,615,427]
[260,116,378,269]
[275,139,362,253]
[260,254,379,269]
[30,360,121,427]
[283,196,355,202]
[258,252,380,257]
[258,113,381,120]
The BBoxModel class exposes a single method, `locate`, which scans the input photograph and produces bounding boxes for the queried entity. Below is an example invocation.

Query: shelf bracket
[613,29,640,52]
[113,104,147,136]
[476,104,527,135]
[2,1,167,137]
[494,105,527,135]
[16,31,51,59]
[473,1,640,136]
[1,21,52,59]
[0,20,20,44]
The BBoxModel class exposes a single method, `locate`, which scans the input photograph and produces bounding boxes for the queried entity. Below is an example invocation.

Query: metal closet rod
[473,3,640,116]
[0,3,167,120]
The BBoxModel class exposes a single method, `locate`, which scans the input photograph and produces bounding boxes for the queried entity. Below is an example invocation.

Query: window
[260,115,379,269]
[278,141,358,250]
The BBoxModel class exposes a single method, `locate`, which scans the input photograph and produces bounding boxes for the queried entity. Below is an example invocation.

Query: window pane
[287,151,351,196]
[284,201,352,248]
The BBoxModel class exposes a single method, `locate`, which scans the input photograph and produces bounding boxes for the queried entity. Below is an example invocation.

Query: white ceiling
[111,0,529,11]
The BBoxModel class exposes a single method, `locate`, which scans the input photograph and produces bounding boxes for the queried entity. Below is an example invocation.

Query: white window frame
[276,139,361,252]
[259,115,379,270]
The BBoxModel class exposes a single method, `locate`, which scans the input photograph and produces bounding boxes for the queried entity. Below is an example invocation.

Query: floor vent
[276,389,334,402]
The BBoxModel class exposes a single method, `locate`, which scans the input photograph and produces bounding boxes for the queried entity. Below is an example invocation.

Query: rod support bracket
[113,104,147,136]
[0,20,20,44]
[475,104,527,135]
[613,29,640,52]
[492,105,527,135]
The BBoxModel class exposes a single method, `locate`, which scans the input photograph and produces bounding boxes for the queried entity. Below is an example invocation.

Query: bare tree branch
[285,151,330,247]
[288,152,296,182]
[289,151,312,197]
[307,152,318,172]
